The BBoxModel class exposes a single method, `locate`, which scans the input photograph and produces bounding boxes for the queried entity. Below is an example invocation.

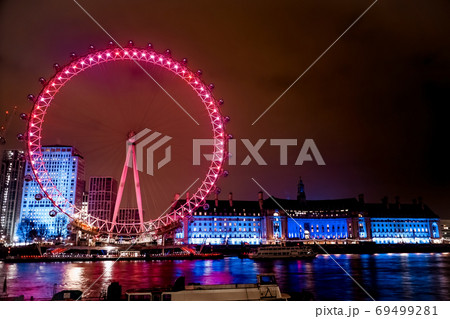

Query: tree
[16,218,36,244]
[35,223,49,241]
[54,215,68,239]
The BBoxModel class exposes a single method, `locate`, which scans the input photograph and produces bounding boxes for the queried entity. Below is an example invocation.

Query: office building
[0,150,25,243]
[88,176,117,221]
[16,146,85,241]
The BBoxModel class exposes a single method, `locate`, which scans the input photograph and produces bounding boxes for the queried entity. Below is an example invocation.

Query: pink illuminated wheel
[25,43,229,236]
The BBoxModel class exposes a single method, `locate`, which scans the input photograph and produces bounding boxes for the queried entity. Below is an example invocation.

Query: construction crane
[0,106,18,145]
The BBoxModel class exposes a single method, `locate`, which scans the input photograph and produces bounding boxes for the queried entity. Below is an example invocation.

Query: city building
[16,146,85,242]
[365,197,440,244]
[441,220,450,241]
[179,193,263,245]
[82,191,89,212]
[177,179,441,245]
[117,208,141,224]
[87,176,118,221]
[0,150,25,243]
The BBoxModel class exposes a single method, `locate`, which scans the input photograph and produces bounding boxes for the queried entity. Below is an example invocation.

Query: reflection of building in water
[176,179,441,245]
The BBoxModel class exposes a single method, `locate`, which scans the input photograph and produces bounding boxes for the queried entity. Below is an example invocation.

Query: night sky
[1,0,449,219]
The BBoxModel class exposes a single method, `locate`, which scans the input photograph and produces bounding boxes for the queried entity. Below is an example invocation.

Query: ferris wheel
[20,41,229,238]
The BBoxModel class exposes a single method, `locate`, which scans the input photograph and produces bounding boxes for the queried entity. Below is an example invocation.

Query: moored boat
[125,274,289,301]
[248,245,317,259]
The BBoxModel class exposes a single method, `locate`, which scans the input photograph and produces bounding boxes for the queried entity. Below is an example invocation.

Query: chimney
[228,192,233,207]
[412,198,418,205]
[186,192,190,201]
[395,196,400,209]
[358,194,365,204]
[258,191,264,210]
[214,193,219,207]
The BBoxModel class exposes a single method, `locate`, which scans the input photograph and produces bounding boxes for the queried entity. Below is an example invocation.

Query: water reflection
[0,253,449,301]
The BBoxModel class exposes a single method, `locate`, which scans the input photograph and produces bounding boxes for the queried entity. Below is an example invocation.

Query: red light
[26,45,227,238]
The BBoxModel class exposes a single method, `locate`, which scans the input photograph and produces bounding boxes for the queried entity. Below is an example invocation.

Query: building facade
[366,198,441,244]
[16,146,85,242]
[176,180,441,245]
[0,150,26,243]
[117,208,141,224]
[441,220,450,241]
[88,176,118,221]
[177,193,263,245]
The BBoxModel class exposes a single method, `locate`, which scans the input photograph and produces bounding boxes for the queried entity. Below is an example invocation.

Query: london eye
[20,41,229,240]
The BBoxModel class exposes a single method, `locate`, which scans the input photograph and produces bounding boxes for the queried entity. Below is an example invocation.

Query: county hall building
[177,179,441,245]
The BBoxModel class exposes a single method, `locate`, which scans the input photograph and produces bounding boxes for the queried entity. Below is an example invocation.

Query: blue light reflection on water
[0,253,449,301]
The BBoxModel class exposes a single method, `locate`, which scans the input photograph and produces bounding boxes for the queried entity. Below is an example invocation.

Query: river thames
[1,253,449,301]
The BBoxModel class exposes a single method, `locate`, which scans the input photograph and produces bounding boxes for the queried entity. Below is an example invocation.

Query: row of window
[372,228,429,233]
[192,222,259,227]
[373,234,430,238]
[190,227,259,232]
[194,212,261,216]
[191,234,258,238]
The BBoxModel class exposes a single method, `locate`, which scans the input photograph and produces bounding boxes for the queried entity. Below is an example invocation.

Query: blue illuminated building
[366,197,440,244]
[177,179,441,245]
[16,146,85,242]
[176,193,263,245]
